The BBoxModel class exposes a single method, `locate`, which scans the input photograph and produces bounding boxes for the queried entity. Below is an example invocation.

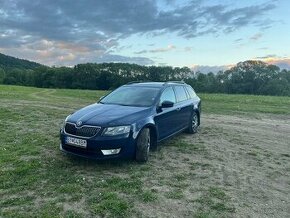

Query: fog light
[101,148,121,155]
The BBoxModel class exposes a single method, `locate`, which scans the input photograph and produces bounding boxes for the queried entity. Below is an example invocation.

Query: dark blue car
[60,81,201,162]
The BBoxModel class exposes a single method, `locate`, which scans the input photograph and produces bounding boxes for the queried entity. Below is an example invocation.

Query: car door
[154,86,179,140]
[186,86,200,110]
[173,86,192,130]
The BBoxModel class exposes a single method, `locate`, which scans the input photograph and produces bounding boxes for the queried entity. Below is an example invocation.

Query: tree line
[0,60,290,96]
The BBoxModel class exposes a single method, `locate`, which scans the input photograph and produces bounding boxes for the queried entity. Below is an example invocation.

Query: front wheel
[187,112,199,134]
[135,128,150,162]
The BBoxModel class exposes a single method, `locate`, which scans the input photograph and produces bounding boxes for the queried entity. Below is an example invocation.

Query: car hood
[67,103,152,126]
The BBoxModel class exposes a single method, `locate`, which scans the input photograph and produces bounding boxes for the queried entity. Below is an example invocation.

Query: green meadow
[1,85,289,217]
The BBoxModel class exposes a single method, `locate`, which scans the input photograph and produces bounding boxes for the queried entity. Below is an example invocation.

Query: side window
[183,87,190,99]
[174,86,188,102]
[159,87,176,105]
[186,86,197,98]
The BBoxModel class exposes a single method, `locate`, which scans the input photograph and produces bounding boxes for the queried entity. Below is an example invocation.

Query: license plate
[66,136,87,148]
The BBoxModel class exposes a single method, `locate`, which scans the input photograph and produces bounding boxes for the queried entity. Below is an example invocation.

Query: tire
[187,112,199,134]
[136,128,150,162]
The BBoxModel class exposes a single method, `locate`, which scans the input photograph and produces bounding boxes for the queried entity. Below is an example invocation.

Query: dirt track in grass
[141,113,290,217]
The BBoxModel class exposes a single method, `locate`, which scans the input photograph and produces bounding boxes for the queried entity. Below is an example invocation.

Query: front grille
[64,122,101,138]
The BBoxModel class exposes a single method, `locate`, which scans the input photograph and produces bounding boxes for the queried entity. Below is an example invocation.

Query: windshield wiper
[116,103,131,106]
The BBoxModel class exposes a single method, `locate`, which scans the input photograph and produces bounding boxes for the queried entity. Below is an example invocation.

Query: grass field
[0,85,290,217]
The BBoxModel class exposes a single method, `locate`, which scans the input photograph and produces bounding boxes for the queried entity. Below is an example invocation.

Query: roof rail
[126,81,149,85]
[125,80,186,85]
[163,80,186,85]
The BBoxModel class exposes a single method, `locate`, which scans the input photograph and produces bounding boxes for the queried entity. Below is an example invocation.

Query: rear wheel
[136,128,150,162]
[187,112,199,134]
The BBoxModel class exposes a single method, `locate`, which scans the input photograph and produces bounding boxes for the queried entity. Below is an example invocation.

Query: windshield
[100,86,160,107]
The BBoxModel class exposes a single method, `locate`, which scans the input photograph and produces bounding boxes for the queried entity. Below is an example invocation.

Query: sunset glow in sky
[0,0,289,72]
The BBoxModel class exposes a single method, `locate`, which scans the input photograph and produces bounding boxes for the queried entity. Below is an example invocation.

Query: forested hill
[0,53,42,70]
[0,52,290,96]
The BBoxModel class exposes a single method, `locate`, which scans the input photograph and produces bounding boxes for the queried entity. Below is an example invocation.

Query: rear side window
[174,86,188,102]
[159,87,176,105]
[186,86,197,98]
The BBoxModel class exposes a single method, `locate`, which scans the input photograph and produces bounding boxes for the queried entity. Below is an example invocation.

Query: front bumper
[60,130,136,160]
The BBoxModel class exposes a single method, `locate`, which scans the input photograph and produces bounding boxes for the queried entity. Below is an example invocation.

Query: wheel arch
[139,123,158,151]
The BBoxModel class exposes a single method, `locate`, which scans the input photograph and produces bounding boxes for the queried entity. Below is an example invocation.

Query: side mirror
[161,100,174,108]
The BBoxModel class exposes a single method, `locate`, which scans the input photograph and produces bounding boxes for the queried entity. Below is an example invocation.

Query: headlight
[103,125,131,136]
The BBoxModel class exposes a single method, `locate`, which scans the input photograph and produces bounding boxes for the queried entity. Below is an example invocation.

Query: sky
[0,0,289,72]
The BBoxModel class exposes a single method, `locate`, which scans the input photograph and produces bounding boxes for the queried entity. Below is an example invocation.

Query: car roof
[124,81,187,88]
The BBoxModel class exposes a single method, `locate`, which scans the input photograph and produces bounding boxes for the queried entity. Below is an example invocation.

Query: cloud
[269,59,290,70]
[191,64,232,73]
[151,45,176,53]
[94,55,154,65]
[250,33,263,41]
[135,45,176,54]
[135,45,193,54]
[192,55,290,74]
[234,38,243,43]
[254,55,290,70]
[0,0,276,41]
[235,32,263,47]
[255,54,278,59]
[0,38,154,66]
[0,0,277,66]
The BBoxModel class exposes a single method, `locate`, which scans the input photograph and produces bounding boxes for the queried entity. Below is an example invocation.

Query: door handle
[176,107,181,111]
